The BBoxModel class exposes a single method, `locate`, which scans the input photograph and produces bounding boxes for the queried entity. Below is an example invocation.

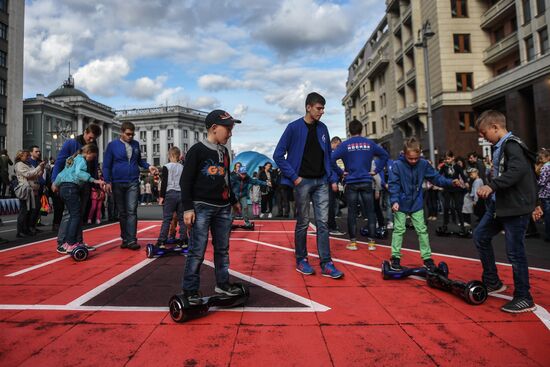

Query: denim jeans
[158,190,185,242]
[113,181,139,245]
[345,183,376,242]
[542,198,550,241]
[182,203,232,291]
[473,200,532,299]
[59,183,82,245]
[57,183,89,246]
[294,177,331,265]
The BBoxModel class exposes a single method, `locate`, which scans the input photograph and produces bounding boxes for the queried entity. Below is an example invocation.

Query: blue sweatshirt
[273,117,337,187]
[51,135,98,182]
[331,136,389,184]
[389,155,453,213]
[54,155,95,186]
[230,172,267,199]
[103,139,150,184]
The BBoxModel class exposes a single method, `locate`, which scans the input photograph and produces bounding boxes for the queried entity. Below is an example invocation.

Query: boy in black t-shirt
[180,110,241,305]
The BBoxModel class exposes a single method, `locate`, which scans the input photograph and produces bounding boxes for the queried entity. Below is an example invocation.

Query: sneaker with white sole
[501,298,536,313]
[346,241,358,251]
[386,222,394,229]
[296,258,315,275]
[486,281,507,294]
[214,283,244,297]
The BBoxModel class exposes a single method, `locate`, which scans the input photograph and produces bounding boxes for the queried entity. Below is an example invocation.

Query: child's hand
[158,197,164,205]
[532,206,543,221]
[184,211,195,227]
[392,203,399,212]
[451,179,462,187]
[477,185,493,199]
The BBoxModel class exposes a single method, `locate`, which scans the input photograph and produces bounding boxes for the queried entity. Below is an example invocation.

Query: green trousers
[391,209,432,260]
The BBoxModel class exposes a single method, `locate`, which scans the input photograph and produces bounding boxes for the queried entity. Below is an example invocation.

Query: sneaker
[321,261,344,279]
[367,239,376,251]
[346,241,358,251]
[501,298,536,313]
[329,228,346,236]
[486,281,507,294]
[423,258,436,271]
[126,242,140,250]
[390,256,402,270]
[81,243,96,251]
[87,219,92,224]
[386,221,394,229]
[296,258,315,275]
[183,290,203,306]
[156,241,166,249]
[96,219,101,225]
[268,213,273,219]
[62,242,78,253]
[214,283,244,297]
[120,242,128,249]
[464,222,471,227]
[56,245,67,254]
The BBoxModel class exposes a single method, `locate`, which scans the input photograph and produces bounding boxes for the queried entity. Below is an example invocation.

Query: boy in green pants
[388,137,461,270]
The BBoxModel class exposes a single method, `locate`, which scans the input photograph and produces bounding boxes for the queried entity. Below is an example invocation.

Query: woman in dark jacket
[258,162,274,218]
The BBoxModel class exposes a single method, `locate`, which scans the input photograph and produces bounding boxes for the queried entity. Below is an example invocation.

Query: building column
[173,125,181,156]
[159,128,167,165]
[146,129,153,165]
[96,120,104,161]
[77,114,84,134]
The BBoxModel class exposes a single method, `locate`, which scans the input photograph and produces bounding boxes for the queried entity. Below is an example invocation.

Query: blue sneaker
[321,261,344,279]
[296,259,315,275]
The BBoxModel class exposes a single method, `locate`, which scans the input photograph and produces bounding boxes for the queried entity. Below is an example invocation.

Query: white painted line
[324,236,550,273]
[0,222,119,253]
[5,225,159,277]
[0,229,15,233]
[68,258,157,306]
[1,220,16,223]
[489,293,550,330]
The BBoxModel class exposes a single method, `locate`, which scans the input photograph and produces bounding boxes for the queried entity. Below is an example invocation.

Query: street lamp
[415,20,436,164]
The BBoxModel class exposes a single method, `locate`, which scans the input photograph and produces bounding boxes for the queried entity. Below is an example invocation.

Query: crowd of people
[1,92,549,315]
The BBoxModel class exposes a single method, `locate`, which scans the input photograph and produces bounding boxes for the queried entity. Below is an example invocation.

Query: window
[456,73,473,91]
[453,34,471,53]
[451,0,468,17]
[372,121,377,135]
[203,133,207,140]
[194,131,199,141]
[0,23,6,40]
[0,136,4,151]
[525,35,535,61]
[459,112,475,131]
[154,157,160,166]
[153,130,159,140]
[496,66,508,75]
[0,107,4,124]
[25,117,33,135]
[167,129,173,139]
[539,27,549,55]
[140,144,147,154]
[183,129,188,139]
[167,143,174,150]
[0,78,5,95]
[493,26,505,42]
[536,0,545,15]
[0,0,6,12]
[523,0,531,24]
[0,50,6,68]
[153,144,160,154]
[183,143,189,153]
[511,17,518,32]
[139,131,146,141]
[371,101,375,112]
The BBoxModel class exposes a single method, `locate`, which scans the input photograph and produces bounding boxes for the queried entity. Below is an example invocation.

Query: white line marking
[4,225,159,277]
[0,222,119,253]
[0,229,15,233]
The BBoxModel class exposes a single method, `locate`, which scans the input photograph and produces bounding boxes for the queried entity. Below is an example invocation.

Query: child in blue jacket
[230,166,266,224]
[388,137,459,270]
[54,144,105,253]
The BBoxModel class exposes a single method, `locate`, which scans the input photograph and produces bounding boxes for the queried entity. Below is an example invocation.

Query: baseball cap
[238,166,247,174]
[205,109,241,129]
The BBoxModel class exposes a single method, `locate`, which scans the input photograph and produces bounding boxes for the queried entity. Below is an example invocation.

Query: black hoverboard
[231,221,255,231]
[69,245,89,262]
[169,283,249,323]
[146,242,188,258]
[381,261,487,305]
[435,226,472,238]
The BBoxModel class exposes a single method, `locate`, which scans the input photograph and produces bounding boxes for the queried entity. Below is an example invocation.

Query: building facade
[23,76,118,161]
[1,0,24,158]
[115,106,214,167]
[344,0,550,159]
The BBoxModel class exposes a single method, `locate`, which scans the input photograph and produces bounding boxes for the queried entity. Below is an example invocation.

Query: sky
[23,0,386,156]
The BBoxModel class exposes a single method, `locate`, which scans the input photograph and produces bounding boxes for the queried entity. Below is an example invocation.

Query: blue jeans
[113,181,139,245]
[182,203,232,291]
[56,183,89,246]
[59,183,82,245]
[346,183,376,241]
[158,190,186,242]
[473,200,532,300]
[294,178,331,265]
[542,198,550,241]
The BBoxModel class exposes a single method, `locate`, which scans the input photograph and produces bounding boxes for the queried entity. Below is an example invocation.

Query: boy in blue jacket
[230,166,267,224]
[331,119,389,250]
[273,92,343,279]
[389,137,460,270]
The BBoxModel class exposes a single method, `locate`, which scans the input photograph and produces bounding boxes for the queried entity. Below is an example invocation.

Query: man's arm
[373,144,389,175]
[159,166,168,199]
[102,143,113,183]
[273,125,298,183]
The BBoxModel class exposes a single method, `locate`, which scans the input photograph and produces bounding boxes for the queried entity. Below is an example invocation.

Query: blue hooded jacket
[389,155,453,213]
[51,135,98,182]
[331,136,389,184]
[273,117,337,187]
[103,139,150,184]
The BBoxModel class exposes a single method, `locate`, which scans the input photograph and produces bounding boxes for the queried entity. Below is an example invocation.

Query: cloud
[233,104,249,117]
[130,76,167,99]
[155,87,188,106]
[197,74,261,91]
[73,56,131,96]
[192,96,220,110]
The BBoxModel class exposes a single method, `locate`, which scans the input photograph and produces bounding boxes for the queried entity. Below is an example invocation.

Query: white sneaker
[464,222,471,227]
[386,222,393,229]
[268,213,272,218]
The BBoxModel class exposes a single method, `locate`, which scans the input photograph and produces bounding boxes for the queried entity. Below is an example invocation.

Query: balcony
[396,75,405,90]
[480,0,515,30]
[406,68,416,82]
[403,38,414,53]
[366,51,390,80]
[393,103,420,124]
[402,5,412,23]
[483,31,519,64]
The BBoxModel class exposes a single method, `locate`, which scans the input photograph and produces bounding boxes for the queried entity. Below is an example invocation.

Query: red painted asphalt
[0,220,549,366]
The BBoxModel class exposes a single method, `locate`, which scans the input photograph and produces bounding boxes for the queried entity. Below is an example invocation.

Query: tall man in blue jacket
[273,92,344,279]
[331,119,389,251]
[103,122,158,250]
[51,123,101,253]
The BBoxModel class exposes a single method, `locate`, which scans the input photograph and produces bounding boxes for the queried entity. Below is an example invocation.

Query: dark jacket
[488,135,537,217]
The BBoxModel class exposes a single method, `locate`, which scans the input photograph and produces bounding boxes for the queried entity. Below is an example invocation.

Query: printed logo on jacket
[346,143,371,151]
